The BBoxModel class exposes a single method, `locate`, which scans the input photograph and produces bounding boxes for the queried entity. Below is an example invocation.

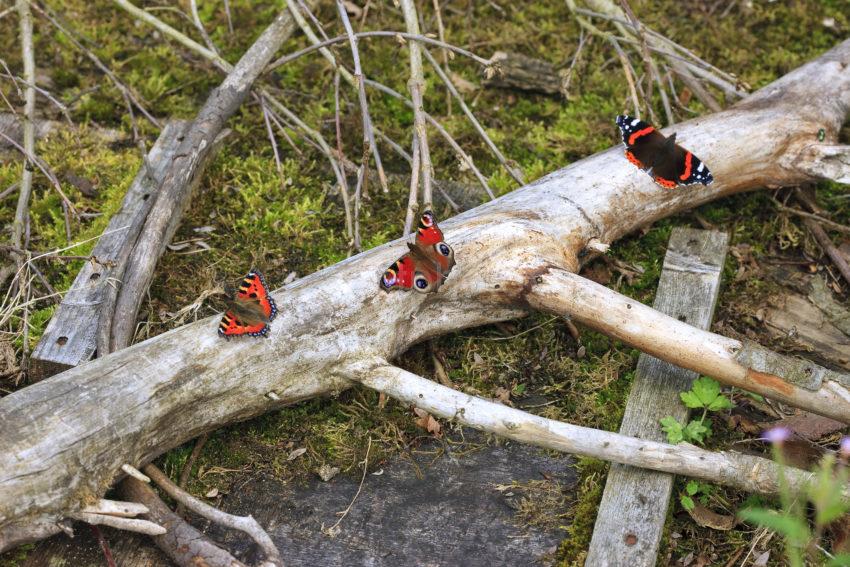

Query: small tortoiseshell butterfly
[380,211,455,293]
[616,115,713,189]
[218,270,278,338]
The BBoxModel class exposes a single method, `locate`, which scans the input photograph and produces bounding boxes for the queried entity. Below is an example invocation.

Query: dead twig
[772,198,850,236]
[336,0,387,195]
[12,0,35,260]
[364,78,494,201]
[144,464,283,566]
[322,437,372,537]
[266,31,494,72]
[400,0,434,216]
[422,48,525,185]
[431,0,452,114]
[804,218,850,286]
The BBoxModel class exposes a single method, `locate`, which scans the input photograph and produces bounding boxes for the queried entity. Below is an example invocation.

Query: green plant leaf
[683,419,710,444]
[660,416,684,444]
[707,394,733,411]
[680,390,705,409]
[680,495,695,511]
[738,508,810,545]
[691,377,722,406]
[686,480,700,496]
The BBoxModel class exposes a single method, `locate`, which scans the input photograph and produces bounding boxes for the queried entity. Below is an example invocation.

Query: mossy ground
[1,0,848,565]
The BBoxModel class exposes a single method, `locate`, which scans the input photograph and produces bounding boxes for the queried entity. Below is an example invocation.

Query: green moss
[558,458,608,566]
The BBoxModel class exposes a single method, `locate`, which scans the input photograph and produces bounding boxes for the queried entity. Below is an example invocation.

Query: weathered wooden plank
[586,227,728,567]
[29,121,188,381]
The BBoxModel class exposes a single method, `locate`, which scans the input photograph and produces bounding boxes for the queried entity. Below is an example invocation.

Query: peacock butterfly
[616,115,713,188]
[380,211,455,293]
[218,269,278,338]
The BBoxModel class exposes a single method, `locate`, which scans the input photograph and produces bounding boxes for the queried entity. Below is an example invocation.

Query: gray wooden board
[30,121,188,380]
[18,430,575,566]
[585,227,728,567]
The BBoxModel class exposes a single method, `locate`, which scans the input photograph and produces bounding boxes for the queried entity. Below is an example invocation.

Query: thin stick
[144,464,283,566]
[261,99,283,178]
[90,525,117,567]
[336,0,387,194]
[70,511,166,535]
[0,131,75,213]
[222,0,233,35]
[772,198,850,236]
[804,218,850,286]
[322,437,372,536]
[403,134,421,236]
[365,79,494,200]
[618,0,656,118]
[112,0,223,66]
[423,48,524,186]
[431,0,451,115]
[400,0,433,211]
[561,29,588,99]
[189,0,219,56]
[175,432,209,516]
[12,0,35,260]
[266,31,493,72]
[82,499,150,518]
[121,463,151,483]
[609,37,640,118]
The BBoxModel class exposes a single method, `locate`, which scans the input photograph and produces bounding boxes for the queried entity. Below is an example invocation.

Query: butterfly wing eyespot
[413,273,432,293]
[380,268,398,290]
[416,211,445,246]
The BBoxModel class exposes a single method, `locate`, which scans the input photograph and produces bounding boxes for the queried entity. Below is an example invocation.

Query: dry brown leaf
[686,503,736,531]
[494,387,511,404]
[413,408,442,436]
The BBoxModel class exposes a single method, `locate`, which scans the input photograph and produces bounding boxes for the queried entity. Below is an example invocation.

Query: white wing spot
[630,118,640,127]
[697,163,705,172]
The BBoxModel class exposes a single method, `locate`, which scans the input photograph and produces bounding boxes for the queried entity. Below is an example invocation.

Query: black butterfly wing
[616,115,667,170]
[653,145,714,188]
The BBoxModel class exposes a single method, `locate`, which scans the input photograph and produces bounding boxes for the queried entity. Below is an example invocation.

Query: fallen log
[2,39,850,552]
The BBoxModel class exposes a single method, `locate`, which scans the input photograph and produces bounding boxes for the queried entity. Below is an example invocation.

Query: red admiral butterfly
[616,115,713,188]
[380,211,455,293]
[218,270,278,338]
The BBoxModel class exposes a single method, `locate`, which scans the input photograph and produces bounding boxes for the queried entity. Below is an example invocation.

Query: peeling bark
[1,40,850,552]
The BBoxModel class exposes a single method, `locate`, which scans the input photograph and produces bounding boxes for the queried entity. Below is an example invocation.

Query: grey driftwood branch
[1,39,849,552]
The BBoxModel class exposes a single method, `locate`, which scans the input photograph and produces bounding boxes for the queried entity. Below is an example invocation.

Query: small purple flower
[840,436,850,458]
[763,426,792,445]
